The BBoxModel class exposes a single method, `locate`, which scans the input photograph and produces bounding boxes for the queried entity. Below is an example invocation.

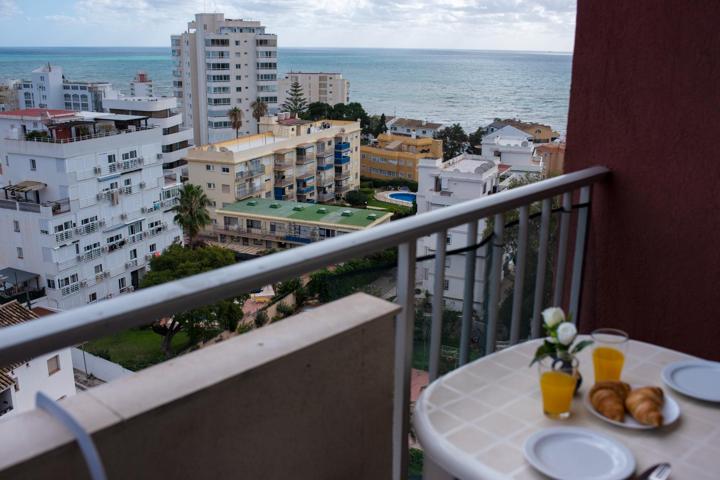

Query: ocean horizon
[0,46,572,133]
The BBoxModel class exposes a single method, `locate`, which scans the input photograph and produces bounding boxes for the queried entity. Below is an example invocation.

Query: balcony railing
[108,157,144,173]
[15,126,155,144]
[0,167,609,479]
[236,183,264,199]
[236,165,265,179]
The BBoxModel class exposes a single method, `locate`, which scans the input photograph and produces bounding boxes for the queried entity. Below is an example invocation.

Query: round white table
[414,338,720,479]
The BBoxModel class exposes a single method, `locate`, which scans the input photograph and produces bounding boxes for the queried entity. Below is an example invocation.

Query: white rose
[557,322,577,346]
[542,307,565,328]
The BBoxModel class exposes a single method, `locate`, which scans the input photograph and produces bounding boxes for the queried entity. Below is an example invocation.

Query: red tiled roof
[0,301,38,391]
[0,108,75,118]
[498,164,512,173]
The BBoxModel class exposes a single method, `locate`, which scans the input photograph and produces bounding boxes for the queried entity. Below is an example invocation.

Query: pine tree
[282,81,308,116]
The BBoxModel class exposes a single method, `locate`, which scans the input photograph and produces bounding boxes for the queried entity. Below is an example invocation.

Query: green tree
[172,184,211,247]
[282,81,308,116]
[228,107,244,138]
[345,190,369,207]
[468,126,488,154]
[141,245,247,354]
[250,99,268,133]
[254,310,269,328]
[303,102,334,121]
[435,123,468,160]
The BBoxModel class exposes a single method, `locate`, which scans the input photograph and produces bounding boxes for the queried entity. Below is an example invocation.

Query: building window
[443,279,449,291]
[47,279,56,289]
[446,236,451,245]
[206,164,215,171]
[130,249,137,260]
[207,182,215,189]
[88,292,97,303]
[221,184,230,193]
[13,379,19,392]
[47,355,60,375]
[13,220,19,232]
[149,243,156,252]
[94,264,103,274]
[107,154,116,164]
[29,158,36,171]
[16,247,23,259]
[221,166,230,173]
[119,277,126,290]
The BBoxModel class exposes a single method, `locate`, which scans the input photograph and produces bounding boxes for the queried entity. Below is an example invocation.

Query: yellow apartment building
[360,133,443,182]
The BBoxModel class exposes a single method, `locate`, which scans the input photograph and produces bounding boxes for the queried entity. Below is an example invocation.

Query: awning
[2,181,46,193]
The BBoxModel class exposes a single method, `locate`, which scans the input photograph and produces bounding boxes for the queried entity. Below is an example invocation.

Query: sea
[0,47,572,134]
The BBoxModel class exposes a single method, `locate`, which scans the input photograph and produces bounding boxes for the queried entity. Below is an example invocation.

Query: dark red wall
[566,1,720,359]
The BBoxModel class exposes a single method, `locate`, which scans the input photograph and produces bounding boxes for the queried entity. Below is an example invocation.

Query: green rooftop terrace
[217,198,392,228]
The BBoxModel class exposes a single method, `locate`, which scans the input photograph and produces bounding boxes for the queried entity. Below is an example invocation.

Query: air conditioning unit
[128,285,135,292]
[139,182,146,189]
[101,246,108,252]
[99,220,106,226]
[138,158,144,165]
[79,280,88,287]
[125,262,132,269]
[95,274,104,282]
[141,207,147,214]
[103,271,111,278]
[157,153,163,160]
[75,227,83,234]
[120,213,128,220]
[106,293,113,299]
[143,231,149,238]
[93,166,102,174]
[96,193,103,200]
[145,253,153,261]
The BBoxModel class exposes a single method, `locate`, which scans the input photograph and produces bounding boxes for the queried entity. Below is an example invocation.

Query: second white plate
[583,386,680,429]
[524,427,636,480]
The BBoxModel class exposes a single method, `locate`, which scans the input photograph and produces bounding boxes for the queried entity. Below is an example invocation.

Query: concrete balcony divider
[0,293,399,479]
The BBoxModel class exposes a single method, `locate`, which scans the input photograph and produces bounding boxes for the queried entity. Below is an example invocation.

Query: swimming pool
[388,192,417,204]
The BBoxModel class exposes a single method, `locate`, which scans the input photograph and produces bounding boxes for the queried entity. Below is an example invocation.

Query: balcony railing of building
[334,155,350,165]
[296,154,316,166]
[75,220,105,236]
[0,167,608,479]
[0,197,70,216]
[236,183,264,199]
[236,164,265,180]
[108,157,144,173]
[15,126,155,144]
[335,142,350,151]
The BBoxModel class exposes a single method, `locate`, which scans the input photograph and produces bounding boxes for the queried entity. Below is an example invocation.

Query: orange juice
[593,346,625,381]
[540,371,577,417]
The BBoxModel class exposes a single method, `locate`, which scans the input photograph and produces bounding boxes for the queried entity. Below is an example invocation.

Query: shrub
[344,190,369,207]
[236,323,253,334]
[276,278,301,298]
[254,310,269,328]
[360,176,418,192]
[276,302,294,317]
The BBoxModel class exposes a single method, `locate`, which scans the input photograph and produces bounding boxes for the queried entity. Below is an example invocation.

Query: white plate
[524,427,636,480]
[583,386,680,429]
[662,360,720,402]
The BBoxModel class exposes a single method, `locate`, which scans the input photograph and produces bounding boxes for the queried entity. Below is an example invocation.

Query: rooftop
[277,118,313,126]
[0,109,75,120]
[217,198,391,228]
[389,117,443,130]
[0,301,37,390]
[441,153,497,175]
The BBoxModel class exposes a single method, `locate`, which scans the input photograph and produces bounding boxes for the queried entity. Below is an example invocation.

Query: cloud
[0,0,20,17]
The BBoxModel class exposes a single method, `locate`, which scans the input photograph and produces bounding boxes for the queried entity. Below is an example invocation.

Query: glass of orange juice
[538,354,578,419]
[591,328,629,382]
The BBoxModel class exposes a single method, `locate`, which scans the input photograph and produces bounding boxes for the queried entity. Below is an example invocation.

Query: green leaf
[571,339,594,354]
[530,342,556,366]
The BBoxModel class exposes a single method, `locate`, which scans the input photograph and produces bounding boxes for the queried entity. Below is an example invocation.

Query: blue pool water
[388,192,417,204]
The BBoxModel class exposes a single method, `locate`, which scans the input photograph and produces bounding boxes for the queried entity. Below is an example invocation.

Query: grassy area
[83,328,191,371]
[366,196,413,214]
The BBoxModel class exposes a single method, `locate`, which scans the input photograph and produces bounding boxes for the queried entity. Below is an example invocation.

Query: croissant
[626,387,664,426]
[589,381,631,422]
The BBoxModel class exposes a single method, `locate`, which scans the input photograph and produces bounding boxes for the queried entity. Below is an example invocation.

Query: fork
[648,463,671,480]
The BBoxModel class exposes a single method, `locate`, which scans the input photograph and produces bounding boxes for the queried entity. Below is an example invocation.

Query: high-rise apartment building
[17,65,118,112]
[185,115,361,227]
[130,72,154,97]
[0,109,183,310]
[171,13,279,146]
[279,72,349,106]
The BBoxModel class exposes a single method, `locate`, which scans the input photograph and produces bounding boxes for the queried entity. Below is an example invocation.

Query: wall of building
[8,349,75,416]
[279,73,349,106]
[71,348,132,383]
[565,0,720,359]
[361,134,443,182]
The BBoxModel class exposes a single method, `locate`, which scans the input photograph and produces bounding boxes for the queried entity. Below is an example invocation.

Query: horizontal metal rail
[0,166,609,365]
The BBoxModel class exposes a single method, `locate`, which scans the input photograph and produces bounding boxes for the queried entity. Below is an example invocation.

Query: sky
[0,0,576,51]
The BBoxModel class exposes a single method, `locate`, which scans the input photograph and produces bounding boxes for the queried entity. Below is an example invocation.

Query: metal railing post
[459,221,478,365]
[569,186,591,323]
[486,214,504,355]
[553,192,572,306]
[429,230,447,381]
[393,241,416,480]
[509,206,529,345]
[531,198,552,338]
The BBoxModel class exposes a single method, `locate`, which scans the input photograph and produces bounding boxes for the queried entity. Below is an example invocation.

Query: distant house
[0,301,75,419]
[386,118,443,138]
[486,118,559,143]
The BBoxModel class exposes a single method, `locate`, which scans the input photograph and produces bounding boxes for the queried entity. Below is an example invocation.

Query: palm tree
[228,107,243,138]
[250,99,268,133]
[172,184,211,247]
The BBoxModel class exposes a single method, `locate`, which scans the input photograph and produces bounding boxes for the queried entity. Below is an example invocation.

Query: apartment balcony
[334,155,350,165]
[0,196,70,216]
[335,142,350,151]
[236,183,264,200]
[76,248,103,263]
[236,164,265,180]
[317,190,336,203]
[316,152,335,167]
[335,183,352,194]
[74,220,106,236]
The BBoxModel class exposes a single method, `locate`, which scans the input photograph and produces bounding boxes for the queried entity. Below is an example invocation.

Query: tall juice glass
[538,354,578,420]
[591,329,629,382]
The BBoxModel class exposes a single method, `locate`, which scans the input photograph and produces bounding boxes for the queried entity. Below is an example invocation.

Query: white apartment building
[0,109,182,311]
[479,125,540,169]
[279,72,349,106]
[172,13,279,146]
[0,301,75,420]
[103,96,193,181]
[130,72,154,97]
[416,154,500,311]
[17,64,118,112]
[387,117,443,138]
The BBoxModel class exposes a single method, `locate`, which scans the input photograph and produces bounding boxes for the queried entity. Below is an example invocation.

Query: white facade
[103,96,193,181]
[0,110,183,311]
[0,302,75,420]
[279,72,349,106]
[387,118,443,138]
[480,125,536,167]
[416,154,500,311]
[130,72,154,98]
[17,65,118,112]
[171,13,279,146]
